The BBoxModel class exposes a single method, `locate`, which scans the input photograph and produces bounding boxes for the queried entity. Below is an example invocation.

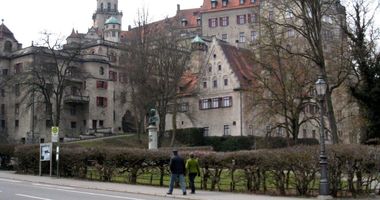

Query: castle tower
[92,0,122,33]
[104,17,121,43]
[190,35,208,73]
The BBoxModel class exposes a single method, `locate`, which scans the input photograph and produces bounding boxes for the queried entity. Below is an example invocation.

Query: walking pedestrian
[186,152,201,194]
[167,149,187,195]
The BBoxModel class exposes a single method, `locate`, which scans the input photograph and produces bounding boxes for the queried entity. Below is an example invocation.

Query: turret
[104,17,121,43]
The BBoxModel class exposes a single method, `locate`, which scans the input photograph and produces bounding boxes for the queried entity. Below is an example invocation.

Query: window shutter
[96,97,100,106]
[208,19,212,27]
[96,81,100,88]
[105,82,108,89]
[237,15,240,24]
[199,100,202,110]
[244,15,247,24]
[248,14,252,23]
[215,18,218,27]
[230,96,233,106]
[226,17,229,26]
[219,17,222,26]
[114,72,117,81]
[104,97,108,107]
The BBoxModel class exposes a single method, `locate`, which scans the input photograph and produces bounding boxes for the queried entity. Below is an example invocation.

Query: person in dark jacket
[167,149,187,195]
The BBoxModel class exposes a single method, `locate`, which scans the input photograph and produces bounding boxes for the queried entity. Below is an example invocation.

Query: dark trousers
[188,173,197,193]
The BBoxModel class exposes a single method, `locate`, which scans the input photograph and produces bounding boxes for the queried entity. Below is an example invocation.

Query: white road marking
[15,194,53,200]
[0,178,21,183]
[43,187,147,200]
[32,183,74,190]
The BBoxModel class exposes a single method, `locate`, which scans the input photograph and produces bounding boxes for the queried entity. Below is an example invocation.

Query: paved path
[0,171,378,200]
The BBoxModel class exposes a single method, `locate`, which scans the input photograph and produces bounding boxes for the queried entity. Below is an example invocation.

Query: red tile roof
[219,42,255,89]
[176,8,202,29]
[201,0,260,13]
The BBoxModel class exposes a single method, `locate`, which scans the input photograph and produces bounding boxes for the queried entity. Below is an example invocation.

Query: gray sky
[0,0,203,46]
[0,0,378,47]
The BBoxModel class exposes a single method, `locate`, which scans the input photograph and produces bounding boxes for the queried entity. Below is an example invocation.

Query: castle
[0,0,360,144]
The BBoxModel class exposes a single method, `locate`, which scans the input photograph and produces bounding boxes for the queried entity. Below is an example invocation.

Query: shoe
[191,191,195,194]
[183,192,187,195]
[166,192,172,195]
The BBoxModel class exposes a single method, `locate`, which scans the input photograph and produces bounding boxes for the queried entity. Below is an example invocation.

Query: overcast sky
[1,0,379,47]
[0,0,203,46]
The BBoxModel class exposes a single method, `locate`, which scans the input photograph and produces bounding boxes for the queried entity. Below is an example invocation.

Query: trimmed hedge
[13,144,380,197]
[0,144,16,170]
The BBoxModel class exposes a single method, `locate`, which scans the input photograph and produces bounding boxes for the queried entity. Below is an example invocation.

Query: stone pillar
[148,125,158,150]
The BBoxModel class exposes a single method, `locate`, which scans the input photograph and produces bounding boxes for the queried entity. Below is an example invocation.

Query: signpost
[51,126,60,178]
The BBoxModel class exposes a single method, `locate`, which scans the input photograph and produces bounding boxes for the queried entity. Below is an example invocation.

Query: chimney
[128,25,131,31]
[177,4,180,13]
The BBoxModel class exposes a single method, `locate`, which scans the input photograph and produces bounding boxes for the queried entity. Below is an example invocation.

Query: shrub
[0,144,16,170]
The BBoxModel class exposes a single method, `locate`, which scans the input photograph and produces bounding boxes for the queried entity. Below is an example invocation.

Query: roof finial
[1,19,4,24]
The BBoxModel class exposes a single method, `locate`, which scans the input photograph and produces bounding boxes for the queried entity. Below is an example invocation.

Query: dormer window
[197,17,201,26]
[211,0,218,9]
[222,0,228,7]
[240,0,245,5]
[250,0,256,3]
[181,18,188,27]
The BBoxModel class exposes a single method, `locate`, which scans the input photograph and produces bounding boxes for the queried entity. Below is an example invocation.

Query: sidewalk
[0,171,376,200]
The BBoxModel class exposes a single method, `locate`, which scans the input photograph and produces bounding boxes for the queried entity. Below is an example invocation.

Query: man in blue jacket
[167,149,187,195]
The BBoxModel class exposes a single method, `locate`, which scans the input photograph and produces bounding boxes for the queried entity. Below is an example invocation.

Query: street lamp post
[315,76,330,198]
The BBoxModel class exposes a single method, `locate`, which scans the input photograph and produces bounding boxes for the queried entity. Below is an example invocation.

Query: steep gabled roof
[219,42,255,89]
[176,8,202,29]
[0,23,17,41]
[201,0,259,13]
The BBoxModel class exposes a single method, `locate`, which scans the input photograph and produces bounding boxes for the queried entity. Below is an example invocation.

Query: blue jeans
[168,173,186,193]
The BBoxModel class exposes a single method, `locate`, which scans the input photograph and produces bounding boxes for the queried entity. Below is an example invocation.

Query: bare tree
[259,0,350,143]
[343,0,380,143]
[249,20,318,141]
[13,32,83,140]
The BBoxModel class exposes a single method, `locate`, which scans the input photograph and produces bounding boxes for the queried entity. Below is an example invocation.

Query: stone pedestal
[148,125,158,150]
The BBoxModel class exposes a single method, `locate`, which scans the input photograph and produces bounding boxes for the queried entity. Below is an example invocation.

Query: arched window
[107,3,111,11]
[4,41,12,52]
[99,67,105,75]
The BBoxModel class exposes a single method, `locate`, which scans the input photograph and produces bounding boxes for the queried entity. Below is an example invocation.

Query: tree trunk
[325,90,339,144]
[170,98,178,147]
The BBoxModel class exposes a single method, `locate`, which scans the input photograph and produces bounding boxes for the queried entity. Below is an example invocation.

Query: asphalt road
[0,178,172,200]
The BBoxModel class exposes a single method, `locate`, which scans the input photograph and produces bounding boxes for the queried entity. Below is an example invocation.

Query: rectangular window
[203,127,209,136]
[312,130,316,138]
[99,120,104,127]
[239,32,246,43]
[268,11,274,21]
[250,13,258,23]
[224,125,230,136]
[251,31,257,41]
[96,80,108,89]
[222,34,228,41]
[14,63,23,74]
[277,127,283,136]
[178,103,189,112]
[223,96,232,107]
[0,104,5,115]
[96,97,108,107]
[209,18,218,28]
[2,69,8,76]
[1,120,5,129]
[220,17,229,27]
[240,0,245,5]
[109,71,117,81]
[15,84,20,96]
[70,105,76,116]
[15,104,19,115]
[46,120,52,128]
[303,129,307,138]
[15,120,19,128]
[71,121,77,129]
[213,80,218,88]
[0,89,4,97]
[222,0,227,7]
[203,81,207,88]
[237,15,247,25]
[251,0,256,3]
[212,98,220,108]
[224,79,228,86]
[287,28,295,37]
[285,8,293,19]
[200,99,210,110]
